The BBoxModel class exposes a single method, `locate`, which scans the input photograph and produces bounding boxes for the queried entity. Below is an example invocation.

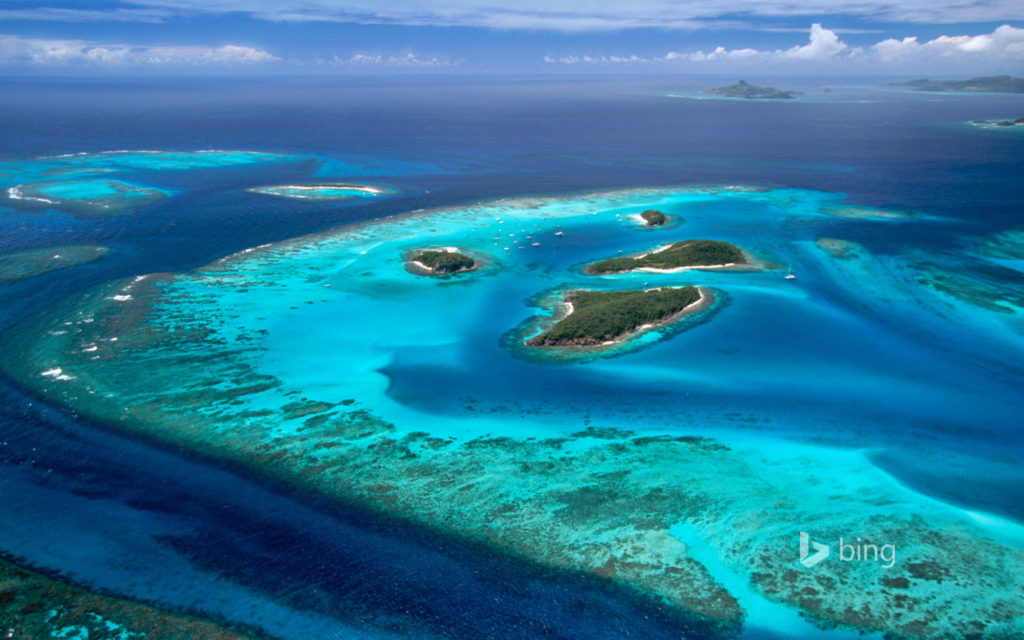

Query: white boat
[785,265,796,280]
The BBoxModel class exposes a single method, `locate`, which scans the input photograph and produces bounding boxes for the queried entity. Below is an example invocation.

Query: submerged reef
[526,287,704,347]
[4,180,166,218]
[586,240,746,274]
[0,557,254,640]
[3,187,1023,640]
[53,149,301,172]
[0,150,307,218]
[820,206,912,221]
[0,245,108,282]
[967,228,1024,261]
[913,262,1024,314]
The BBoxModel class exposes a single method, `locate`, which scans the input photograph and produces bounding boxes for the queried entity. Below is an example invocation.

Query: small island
[586,239,746,274]
[705,80,796,100]
[895,76,1024,94]
[972,117,1024,127]
[408,247,478,275]
[527,287,706,347]
[248,183,388,200]
[638,209,667,226]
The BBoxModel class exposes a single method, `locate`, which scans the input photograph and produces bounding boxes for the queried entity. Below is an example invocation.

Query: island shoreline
[525,286,713,350]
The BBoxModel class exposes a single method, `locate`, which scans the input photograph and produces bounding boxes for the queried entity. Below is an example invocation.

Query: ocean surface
[0,75,1022,639]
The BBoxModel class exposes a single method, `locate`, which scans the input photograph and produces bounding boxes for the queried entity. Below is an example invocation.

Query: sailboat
[784,265,796,280]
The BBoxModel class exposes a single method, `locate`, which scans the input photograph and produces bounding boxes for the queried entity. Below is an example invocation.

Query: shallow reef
[4,180,167,218]
[0,557,255,640]
[819,206,912,221]
[0,245,108,282]
[967,228,1024,261]
[3,187,1023,639]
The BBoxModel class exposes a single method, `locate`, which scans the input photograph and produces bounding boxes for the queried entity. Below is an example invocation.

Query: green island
[586,239,746,274]
[895,75,1024,93]
[0,557,253,640]
[705,80,796,99]
[527,286,703,347]
[410,248,477,275]
[639,209,668,226]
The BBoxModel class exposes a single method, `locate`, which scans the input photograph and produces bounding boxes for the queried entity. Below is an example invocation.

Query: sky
[0,0,1022,76]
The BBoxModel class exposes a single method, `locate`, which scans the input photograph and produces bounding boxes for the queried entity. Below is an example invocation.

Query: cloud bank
[545,23,1024,69]
[0,35,277,65]
[60,0,1024,30]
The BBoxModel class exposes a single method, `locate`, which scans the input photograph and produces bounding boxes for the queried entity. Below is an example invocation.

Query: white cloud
[871,24,1024,63]
[0,35,278,65]
[548,23,849,65]
[332,53,451,66]
[103,0,1024,30]
[544,24,1024,71]
[0,8,170,23]
[781,23,847,60]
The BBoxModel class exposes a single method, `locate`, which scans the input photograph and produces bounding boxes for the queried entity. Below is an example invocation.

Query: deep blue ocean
[1,75,1022,639]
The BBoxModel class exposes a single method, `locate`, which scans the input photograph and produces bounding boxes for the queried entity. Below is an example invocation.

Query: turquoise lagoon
[0,150,304,185]
[0,150,309,218]
[4,179,168,218]
[4,185,1023,640]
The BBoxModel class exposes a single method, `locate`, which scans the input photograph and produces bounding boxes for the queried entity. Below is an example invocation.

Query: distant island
[705,80,796,100]
[972,117,1024,127]
[894,76,1024,94]
[586,239,746,274]
[408,248,477,275]
[527,286,706,347]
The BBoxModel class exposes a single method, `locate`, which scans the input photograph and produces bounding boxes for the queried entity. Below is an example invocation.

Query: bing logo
[799,532,896,569]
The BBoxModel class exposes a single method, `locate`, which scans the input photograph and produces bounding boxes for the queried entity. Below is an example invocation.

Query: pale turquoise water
[6,179,169,217]
[0,150,304,187]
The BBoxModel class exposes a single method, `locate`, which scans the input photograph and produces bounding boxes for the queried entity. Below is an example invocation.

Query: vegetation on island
[415,250,476,274]
[528,287,702,347]
[640,209,668,226]
[705,80,796,99]
[895,76,1024,94]
[587,239,745,274]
